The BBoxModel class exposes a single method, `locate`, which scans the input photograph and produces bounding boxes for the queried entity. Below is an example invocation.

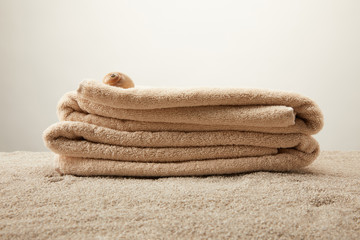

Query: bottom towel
[56,149,320,177]
[44,121,320,177]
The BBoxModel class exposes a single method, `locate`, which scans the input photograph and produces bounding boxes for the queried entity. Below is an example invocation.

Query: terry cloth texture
[43,80,324,176]
[0,151,359,240]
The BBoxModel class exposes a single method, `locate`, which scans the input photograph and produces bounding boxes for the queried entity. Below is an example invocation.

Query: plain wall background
[1,0,359,151]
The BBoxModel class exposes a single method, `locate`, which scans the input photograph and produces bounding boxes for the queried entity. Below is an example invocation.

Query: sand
[0,151,359,239]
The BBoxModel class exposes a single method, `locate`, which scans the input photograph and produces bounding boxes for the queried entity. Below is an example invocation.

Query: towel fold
[43,80,323,177]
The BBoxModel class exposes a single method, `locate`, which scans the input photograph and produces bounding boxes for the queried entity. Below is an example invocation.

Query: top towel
[59,80,323,134]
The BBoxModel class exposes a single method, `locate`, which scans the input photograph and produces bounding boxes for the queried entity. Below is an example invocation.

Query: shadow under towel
[43,80,324,177]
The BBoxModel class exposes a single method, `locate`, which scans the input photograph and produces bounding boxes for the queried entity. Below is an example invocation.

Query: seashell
[102,72,135,88]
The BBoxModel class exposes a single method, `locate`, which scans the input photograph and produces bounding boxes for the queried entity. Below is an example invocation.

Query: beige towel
[43,80,323,177]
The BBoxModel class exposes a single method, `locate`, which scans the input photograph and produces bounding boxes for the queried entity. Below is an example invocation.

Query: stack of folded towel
[43,80,324,177]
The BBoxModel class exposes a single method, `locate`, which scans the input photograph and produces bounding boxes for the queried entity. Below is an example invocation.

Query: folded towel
[43,80,323,177]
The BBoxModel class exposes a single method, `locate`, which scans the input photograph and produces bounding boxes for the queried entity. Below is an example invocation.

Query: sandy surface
[0,151,359,239]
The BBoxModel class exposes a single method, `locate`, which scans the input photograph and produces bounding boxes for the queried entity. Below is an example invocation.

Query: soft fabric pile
[43,80,323,177]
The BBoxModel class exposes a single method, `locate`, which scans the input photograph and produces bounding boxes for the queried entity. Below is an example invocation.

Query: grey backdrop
[1,0,359,151]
